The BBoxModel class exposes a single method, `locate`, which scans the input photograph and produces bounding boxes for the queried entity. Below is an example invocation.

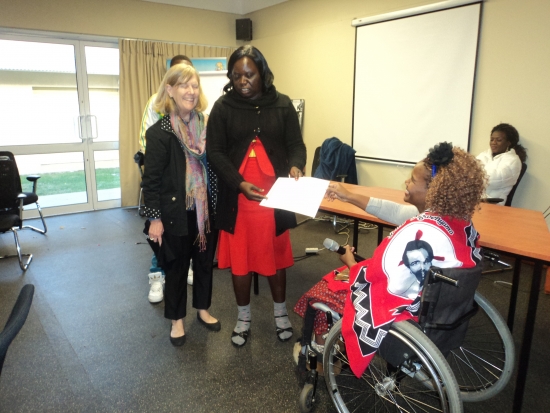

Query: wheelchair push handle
[429,267,459,287]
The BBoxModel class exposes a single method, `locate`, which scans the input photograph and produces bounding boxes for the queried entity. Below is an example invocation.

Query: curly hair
[423,147,487,221]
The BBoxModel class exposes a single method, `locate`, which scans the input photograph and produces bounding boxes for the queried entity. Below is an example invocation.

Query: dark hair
[491,123,527,163]
[224,45,274,93]
[402,240,434,268]
[170,55,192,67]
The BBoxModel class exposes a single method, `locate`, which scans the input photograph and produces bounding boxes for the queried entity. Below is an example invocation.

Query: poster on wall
[190,57,227,72]
[166,57,227,72]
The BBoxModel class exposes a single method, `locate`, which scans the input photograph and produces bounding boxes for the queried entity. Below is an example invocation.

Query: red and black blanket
[342,212,481,377]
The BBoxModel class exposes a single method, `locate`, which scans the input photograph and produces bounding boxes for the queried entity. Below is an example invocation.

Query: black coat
[141,114,217,237]
[206,87,307,235]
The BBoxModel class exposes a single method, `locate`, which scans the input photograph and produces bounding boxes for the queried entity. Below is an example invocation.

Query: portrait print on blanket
[341,212,481,378]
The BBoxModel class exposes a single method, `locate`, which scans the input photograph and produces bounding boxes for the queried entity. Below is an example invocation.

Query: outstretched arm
[325,182,370,210]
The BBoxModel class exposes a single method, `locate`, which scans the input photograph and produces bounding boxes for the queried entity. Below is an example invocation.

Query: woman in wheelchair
[294,142,487,378]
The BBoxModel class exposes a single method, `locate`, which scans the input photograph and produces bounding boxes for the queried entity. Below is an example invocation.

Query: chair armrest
[26,175,40,193]
[16,193,27,215]
[482,197,504,204]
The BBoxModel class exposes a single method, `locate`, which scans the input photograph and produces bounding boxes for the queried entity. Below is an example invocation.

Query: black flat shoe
[197,312,221,332]
[169,325,186,346]
[231,329,250,348]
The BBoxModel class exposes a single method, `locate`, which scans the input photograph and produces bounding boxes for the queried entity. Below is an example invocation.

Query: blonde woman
[142,64,220,346]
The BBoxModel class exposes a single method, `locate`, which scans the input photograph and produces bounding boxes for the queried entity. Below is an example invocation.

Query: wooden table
[319,184,550,412]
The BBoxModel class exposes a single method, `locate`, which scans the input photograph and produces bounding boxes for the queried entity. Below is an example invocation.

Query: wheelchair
[297,262,515,413]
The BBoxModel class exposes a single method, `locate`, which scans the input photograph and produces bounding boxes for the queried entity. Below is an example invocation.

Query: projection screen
[352,1,482,164]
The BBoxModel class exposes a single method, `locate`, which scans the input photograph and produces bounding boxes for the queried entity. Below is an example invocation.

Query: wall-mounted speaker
[236,18,253,41]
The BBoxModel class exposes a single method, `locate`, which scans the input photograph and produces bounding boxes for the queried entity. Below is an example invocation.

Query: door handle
[76,115,86,140]
[88,115,98,139]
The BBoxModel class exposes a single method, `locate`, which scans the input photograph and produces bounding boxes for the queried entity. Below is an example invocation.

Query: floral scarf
[170,111,209,251]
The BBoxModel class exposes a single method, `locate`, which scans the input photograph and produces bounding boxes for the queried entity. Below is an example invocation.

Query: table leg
[352,220,359,252]
[513,260,543,412]
[507,257,522,332]
[377,225,384,245]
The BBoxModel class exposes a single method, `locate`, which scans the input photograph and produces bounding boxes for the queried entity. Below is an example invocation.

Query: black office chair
[0,151,47,234]
[483,162,528,277]
[0,156,33,271]
[0,284,35,377]
[504,162,527,207]
[134,151,145,216]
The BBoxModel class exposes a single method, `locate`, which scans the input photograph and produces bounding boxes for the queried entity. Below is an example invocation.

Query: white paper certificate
[259,177,330,217]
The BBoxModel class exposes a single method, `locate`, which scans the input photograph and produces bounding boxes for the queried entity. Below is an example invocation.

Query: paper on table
[259,177,330,217]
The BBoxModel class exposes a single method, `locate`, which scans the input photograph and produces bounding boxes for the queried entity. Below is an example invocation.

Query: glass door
[0,35,120,217]
[79,42,120,208]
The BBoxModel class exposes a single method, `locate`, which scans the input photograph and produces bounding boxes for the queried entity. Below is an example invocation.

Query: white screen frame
[352,1,482,164]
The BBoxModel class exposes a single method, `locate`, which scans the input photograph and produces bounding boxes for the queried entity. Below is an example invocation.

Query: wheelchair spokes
[324,320,463,413]
[446,292,514,402]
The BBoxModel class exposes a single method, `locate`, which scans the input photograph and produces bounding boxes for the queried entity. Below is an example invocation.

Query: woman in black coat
[142,63,220,346]
[206,46,306,347]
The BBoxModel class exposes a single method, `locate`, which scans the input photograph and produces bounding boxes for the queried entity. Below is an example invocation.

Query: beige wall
[1,0,549,215]
[0,0,239,46]
[248,0,550,215]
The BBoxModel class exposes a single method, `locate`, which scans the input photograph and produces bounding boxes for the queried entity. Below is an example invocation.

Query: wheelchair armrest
[311,302,341,322]
[482,197,504,204]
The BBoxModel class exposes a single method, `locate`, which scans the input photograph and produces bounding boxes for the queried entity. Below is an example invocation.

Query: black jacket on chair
[313,137,358,184]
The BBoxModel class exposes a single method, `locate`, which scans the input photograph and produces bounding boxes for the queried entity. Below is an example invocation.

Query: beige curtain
[119,39,236,207]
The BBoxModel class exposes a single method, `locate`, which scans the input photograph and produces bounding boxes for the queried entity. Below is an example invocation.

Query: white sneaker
[148,272,164,303]
[187,260,194,286]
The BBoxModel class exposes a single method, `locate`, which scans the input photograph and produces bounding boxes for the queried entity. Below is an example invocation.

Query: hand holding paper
[259,177,329,217]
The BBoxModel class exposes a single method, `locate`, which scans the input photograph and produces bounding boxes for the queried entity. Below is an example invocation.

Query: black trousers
[161,210,218,320]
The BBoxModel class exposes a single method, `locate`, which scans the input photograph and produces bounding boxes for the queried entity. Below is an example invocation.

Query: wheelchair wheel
[323,319,463,413]
[447,292,515,402]
[299,383,314,413]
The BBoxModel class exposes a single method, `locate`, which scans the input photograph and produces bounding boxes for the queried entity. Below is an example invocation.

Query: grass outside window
[22,168,120,196]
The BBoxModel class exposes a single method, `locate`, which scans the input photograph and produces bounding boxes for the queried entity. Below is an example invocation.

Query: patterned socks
[274,301,293,342]
[231,302,293,345]
[232,304,251,346]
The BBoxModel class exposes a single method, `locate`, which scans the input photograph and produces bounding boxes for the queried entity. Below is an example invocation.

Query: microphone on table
[323,238,365,262]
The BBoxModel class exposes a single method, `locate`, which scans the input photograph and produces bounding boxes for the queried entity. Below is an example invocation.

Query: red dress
[217,138,294,276]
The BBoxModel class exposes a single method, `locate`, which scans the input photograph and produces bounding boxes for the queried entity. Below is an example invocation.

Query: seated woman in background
[476,123,527,205]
